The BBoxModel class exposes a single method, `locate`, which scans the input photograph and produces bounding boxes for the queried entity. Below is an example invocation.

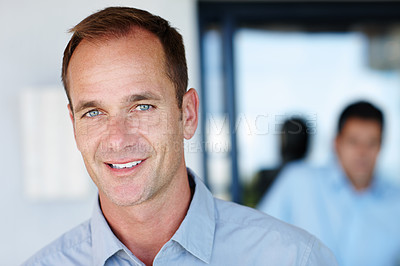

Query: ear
[68,104,77,139]
[182,88,199,140]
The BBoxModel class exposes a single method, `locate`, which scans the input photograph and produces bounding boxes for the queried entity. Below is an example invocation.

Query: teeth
[110,160,142,169]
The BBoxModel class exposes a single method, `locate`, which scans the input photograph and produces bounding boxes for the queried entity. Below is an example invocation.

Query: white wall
[0,0,201,264]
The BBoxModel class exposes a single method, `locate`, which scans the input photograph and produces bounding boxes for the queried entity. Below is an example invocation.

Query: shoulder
[280,161,323,180]
[260,162,320,200]
[22,220,92,266]
[215,198,311,241]
[270,162,331,196]
[374,179,400,212]
[377,177,400,195]
[214,199,337,265]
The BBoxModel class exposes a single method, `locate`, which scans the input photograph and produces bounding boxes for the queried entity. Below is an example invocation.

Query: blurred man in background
[258,101,400,266]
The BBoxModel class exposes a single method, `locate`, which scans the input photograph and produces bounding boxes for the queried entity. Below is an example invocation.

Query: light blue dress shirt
[258,160,400,266]
[23,168,337,266]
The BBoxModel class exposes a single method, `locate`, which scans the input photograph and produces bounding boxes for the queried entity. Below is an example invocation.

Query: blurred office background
[2,1,400,265]
[199,1,400,203]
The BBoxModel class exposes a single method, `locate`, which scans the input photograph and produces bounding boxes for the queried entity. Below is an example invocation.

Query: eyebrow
[125,92,162,103]
[73,92,163,114]
[74,100,100,114]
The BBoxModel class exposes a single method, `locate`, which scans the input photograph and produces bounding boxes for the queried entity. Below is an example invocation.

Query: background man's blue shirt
[258,160,400,266]
[23,168,337,265]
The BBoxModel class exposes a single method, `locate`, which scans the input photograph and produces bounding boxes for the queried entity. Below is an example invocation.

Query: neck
[100,168,192,266]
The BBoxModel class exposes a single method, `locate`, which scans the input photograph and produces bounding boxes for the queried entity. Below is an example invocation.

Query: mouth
[106,160,143,169]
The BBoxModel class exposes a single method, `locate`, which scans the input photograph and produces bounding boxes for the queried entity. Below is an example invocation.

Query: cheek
[142,110,182,136]
[75,133,91,154]
[337,143,349,157]
[149,119,184,155]
[74,123,103,154]
[367,149,380,162]
[338,144,357,166]
[74,124,87,152]
[126,112,170,136]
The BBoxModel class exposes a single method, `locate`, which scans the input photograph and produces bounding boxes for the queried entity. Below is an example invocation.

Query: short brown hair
[62,6,188,109]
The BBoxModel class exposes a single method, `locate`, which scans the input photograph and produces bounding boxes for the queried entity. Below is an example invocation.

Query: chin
[352,174,372,188]
[101,184,147,207]
[108,194,144,207]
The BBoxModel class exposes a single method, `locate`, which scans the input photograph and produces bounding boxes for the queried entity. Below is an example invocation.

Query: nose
[103,115,138,152]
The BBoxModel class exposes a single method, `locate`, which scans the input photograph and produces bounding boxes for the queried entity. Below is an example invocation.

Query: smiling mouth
[107,160,143,169]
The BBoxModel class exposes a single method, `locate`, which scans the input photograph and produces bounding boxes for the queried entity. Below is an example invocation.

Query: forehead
[340,118,382,137]
[68,28,165,75]
[67,28,171,102]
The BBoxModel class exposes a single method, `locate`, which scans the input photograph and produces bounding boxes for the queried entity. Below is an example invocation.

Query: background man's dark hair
[62,6,188,110]
[337,101,384,134]
[280,118,310,163]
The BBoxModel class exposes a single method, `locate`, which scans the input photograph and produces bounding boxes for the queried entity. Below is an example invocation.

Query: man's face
[67,29,197,206]
[335,118,382,190]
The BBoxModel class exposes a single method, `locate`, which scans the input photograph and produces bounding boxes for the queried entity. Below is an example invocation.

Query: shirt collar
[90,198,126,266]
[90,168,216,265]
[171,168,215,264]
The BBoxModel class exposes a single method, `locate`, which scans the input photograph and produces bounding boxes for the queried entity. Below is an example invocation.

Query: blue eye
[86,110,100,117]
[136,104,151,111]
